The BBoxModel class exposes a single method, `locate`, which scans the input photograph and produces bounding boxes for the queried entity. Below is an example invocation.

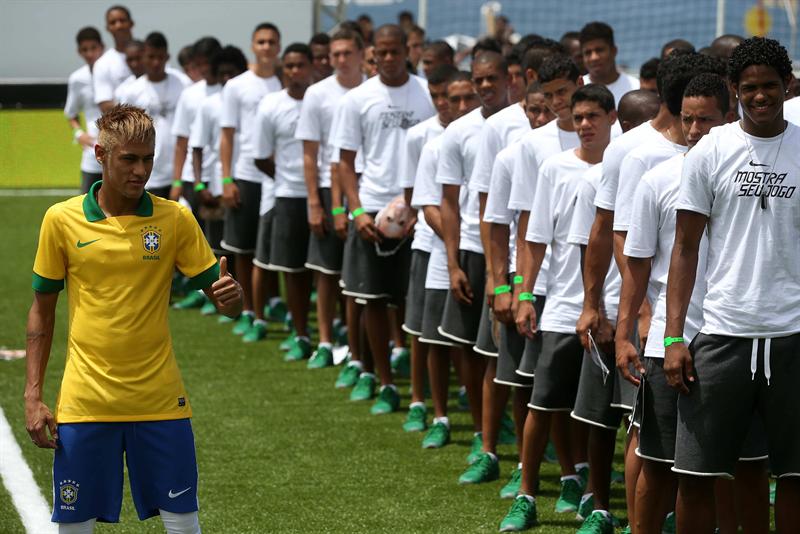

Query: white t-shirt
[92,48,131,104]
[64,65,102,173]
[526,149,592,334]
[190,91,238,195]
[469,102,529,194]
[331,74,435,212]
[172,80,220,182]
[220,70,282,183]
[784,97,800,125]
[403,115,445,253]
[119,73,190,188]
[253,89,306,199]
[436,107,486,254]
[483,144,523,283]
[583,71,639,106]
[594,120,662,211]
[625,154,707,357]
[411,136,450,290]
[678,121,800,337]
[113,75,136,103]
[613,134,687,231]
[295,74,365,188]
[567,164,622,324]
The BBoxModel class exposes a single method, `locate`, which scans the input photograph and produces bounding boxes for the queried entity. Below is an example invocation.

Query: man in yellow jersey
[24,104,242,534]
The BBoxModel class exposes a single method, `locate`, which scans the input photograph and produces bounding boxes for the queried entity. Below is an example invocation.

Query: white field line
[0,405,56,533]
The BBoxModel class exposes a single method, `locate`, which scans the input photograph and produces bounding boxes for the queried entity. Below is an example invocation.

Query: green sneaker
[457,387,470,411]
[350,374,376,401]
[335,362,361,389]
[577,493,594,521]
[172,291,206,310]
[554,477,582,513]
[621,526,632,534]
[662,511,675,534]
[232,314,254,335]
[242,321,267,343]
[459,452,499,484]
[218,313,236,324]
[499,413,517,446]
[279,330,297,351]
[200,299,217,316]
[500,466,522,499]
[467,433,484,464]
[285,337,312,362]
[370,385,400,415]
[422,422,450,449]
[499,495,537,532]
[544,440,558,463]
[307,345,333,369]
[576,511,614,534]
[390,348,410,378]
[577,465,590,492]
[770,480,776,506]
[310,290,317,305]
[402,404,427,432]
[265,300,287,323]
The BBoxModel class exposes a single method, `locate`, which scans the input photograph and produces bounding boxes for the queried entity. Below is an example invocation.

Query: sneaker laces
[561,478,581,502]
[508,496,532,516]
[583,511,610,527]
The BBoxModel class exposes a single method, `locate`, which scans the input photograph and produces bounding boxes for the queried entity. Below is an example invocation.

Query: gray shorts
[640,357,768,464]
[495,321,528,387]
[402,250,430,336]
[341,215,411,303]
[222,179,262,254]
[529,332,584,411]
[439,250,486,345]
[474,297,499,357]
[267,197,309,272]
[253,209,274,268]
[420,289,457,347]
[204,219,225,255]
[673,333,787,478]
[572,345,624,430]
[306,188,345,275]
[81,171,102,194]
[515,295,546,378]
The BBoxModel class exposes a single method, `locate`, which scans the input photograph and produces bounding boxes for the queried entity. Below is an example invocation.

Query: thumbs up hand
[209,256,243,318]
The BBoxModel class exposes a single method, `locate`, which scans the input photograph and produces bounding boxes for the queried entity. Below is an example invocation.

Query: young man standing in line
[93,5,134,113]
[65,27,105,193]
[25,104,243,534]
[579,22,639,105]
[332,24,435,414]
[295,29,365,369]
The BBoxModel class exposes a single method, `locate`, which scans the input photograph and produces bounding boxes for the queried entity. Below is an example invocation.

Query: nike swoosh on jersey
[76,239,101,248]
[168,487,192,498]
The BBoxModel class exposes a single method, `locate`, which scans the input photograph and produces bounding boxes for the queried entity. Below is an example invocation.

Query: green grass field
[0,110,85,189]
[0,194,631,533]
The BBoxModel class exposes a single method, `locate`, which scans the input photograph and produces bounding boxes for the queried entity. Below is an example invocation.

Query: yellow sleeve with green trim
[175,204,218,289]
[32,206,66,293]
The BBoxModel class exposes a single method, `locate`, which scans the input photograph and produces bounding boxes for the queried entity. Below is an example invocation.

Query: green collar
[82,180,153,222]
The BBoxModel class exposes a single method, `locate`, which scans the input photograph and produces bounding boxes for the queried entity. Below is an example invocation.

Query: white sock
[242,310,254,317]
[349,359,364,370]
[517,462,523,469]
[519,493,535,503]
[359,371,375,379]
[318,341,333,350]
[592,509,611,520]
[561,474,581,483]
[160,509,201,534]
[459,385,467,395]
[295,336,310,342]
[268,296,283,308]
[253,318,267,326]
[474,431,482,437]
[391,346,407,359]
[433,416,450,427]
[486,451,498,462]
[409,401,426,410]
[580,492,593,504]
[59,519,96,534]
[380,384,397,392]
[575,462,589,471]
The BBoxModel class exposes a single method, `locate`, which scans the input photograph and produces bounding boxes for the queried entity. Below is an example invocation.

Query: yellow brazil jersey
[32,181,219,423]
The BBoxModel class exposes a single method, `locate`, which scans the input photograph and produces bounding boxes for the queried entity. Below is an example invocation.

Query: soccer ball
[375,196,411,239]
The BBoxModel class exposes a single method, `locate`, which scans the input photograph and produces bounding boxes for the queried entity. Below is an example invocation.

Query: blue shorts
[52,419,198,523]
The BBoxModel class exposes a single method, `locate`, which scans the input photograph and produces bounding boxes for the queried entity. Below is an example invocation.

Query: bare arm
[576,208,614,349]
[330,162,347,239]
[515,240,547,338]
[441,184,471,304]
[664,210,707,393]
[341,149,380,243]
[614,256,652,385]
[489,222,512,323]
[219,127,239,208]
[302,141,325,236]
[423,205,444,238]
[67,117,94,148]
[169,136,189,201]
[478,192,493,308]
[24,291,59,449]
[201,257,243,318]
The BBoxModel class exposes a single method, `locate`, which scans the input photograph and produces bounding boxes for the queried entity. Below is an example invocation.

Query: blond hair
[95,104,155,154]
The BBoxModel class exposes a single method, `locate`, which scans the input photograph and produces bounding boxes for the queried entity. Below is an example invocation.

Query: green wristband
[518,292,535,302]
[494,285,511,295]
[513,275,524,285]
[351,207,366,218]
[664,336,685,348]
[222,177,234,185]
[194,182,207,192]
[331,206,346,216]
[172,180,183,188]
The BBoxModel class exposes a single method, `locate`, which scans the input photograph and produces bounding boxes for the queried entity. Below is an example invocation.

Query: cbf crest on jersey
[59,479,79,510]
[141,225,163,260]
